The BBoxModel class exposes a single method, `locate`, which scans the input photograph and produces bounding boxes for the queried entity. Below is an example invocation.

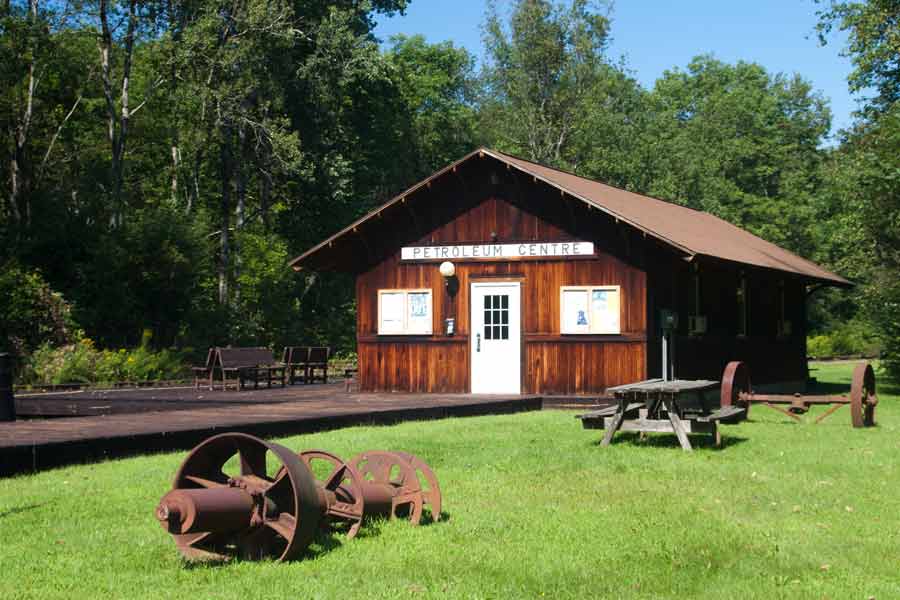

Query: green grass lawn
[1,362,898,599]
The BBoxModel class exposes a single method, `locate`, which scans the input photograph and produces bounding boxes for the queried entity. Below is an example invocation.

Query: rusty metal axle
[156,433,441,562]
[720,362,878,428]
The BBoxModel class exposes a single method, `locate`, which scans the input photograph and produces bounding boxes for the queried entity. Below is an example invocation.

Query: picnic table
[578,378,746,451]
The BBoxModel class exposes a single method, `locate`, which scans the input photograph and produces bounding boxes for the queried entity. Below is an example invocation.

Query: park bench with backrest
[282,346,310,384]
[281,346,331,384]
[191,348,214,388]
[195,347,286,390]
[307,346,330,384]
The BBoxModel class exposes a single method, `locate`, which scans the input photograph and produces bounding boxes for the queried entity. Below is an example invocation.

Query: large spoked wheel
[157,432,320,562]
[850,363,877,428]
[393,451,442,522]
[297,450,365,539]
[721,361,751,421]
[349,450,424,525]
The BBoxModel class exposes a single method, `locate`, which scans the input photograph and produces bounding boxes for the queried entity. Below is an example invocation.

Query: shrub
[807,318,881,359]
[25,339,189,386]
[0,261,80,357]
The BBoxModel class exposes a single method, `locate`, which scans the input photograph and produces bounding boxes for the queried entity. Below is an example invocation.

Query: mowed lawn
[0,362,897,599]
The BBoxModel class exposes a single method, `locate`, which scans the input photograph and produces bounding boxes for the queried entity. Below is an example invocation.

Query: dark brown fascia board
[690,253,854,289]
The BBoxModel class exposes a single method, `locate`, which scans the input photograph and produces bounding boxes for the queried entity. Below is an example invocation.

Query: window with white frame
[378,289,433,335]
[560,286,621,334]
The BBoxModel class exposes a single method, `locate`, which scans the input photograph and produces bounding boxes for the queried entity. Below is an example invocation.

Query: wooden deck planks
[0,387,541,477]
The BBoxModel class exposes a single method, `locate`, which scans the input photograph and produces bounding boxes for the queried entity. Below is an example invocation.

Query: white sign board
[401,241,594,261]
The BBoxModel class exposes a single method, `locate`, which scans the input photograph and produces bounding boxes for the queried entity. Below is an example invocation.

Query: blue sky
[374,0,861,139]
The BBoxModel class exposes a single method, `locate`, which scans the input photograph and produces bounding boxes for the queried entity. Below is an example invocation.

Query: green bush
[24,339,190,385]
[0,261,80,356]
[807,319,881,359]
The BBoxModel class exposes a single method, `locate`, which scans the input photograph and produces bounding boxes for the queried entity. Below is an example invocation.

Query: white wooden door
[471,282,521,394]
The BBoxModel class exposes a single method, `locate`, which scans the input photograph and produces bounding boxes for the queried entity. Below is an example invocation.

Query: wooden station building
[290,149,850,395]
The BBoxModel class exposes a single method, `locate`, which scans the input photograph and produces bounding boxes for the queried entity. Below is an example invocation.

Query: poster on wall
[407,292,432,334]
[562,289,590,333]
[592,289,620,333]
[379,292,405,334]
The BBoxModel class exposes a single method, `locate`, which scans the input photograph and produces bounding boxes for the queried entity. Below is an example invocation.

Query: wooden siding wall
[646,250,809,384]
[355,160,648,394]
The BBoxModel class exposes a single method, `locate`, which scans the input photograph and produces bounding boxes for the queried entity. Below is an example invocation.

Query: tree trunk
[260,169,271,231]
[167,0,182,205]
[233,126,246,303]
[8,0,39,228]
[218,124,232,306]
[98,0,137,227]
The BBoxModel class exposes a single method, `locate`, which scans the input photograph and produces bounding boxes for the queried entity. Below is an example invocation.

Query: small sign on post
[0,353,15,422]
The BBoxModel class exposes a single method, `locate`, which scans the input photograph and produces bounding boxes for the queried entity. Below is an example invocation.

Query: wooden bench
[203,347,286,391]
[191,348,214,389]
[282,347,310,384]
[307,347,330,383]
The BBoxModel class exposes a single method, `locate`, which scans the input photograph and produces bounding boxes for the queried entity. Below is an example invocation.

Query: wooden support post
[600,400,627,447]
[664,399,693,451]
[0,353,15,422]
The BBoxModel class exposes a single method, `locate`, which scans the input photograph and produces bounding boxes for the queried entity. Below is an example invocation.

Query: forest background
[1,0,898,383]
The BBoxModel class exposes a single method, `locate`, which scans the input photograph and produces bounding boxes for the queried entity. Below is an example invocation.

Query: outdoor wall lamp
[439,260,456,279]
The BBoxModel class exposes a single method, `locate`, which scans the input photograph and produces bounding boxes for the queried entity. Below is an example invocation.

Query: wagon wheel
[158,432,321,562]
[296,450,365,539]
[393,451,442,522]
[349,450,424,525]
[850,363,878,428]
[721,361,751,420]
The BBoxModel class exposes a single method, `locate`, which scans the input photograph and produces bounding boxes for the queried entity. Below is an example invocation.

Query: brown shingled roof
[289,147,850,287]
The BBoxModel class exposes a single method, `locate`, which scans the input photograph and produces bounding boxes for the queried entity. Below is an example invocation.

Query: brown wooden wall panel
[356,193,649,394]
[645,246,810,384]
[524,341,645,395]
[358,341,468,393]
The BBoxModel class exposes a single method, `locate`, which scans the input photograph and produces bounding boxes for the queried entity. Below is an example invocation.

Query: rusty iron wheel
[850,363,877,428]
[296,450,365,539]
[721,361,751,420]
[157,432,320,562]
[349,450,424,525]
[393,451,442,522]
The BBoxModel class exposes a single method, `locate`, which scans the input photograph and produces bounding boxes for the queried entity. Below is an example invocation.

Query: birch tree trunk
[218,123,232,306]
[98,0,138,227]
[9,0,39,227]
[233,125,246,304]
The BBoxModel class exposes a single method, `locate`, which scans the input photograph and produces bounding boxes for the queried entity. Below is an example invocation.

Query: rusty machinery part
[295,450,365,539]
[850,363,878,428]
[392,451,442,522]
[720,361,751,419]
[156,432,320,562]
[348,450,441,525]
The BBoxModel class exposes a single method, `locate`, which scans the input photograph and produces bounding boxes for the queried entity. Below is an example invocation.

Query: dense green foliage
[0,261,79,356]
[816,0,900,377]
[23,337,189,385]
[1,363,898,599]
[1,0,897,379]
